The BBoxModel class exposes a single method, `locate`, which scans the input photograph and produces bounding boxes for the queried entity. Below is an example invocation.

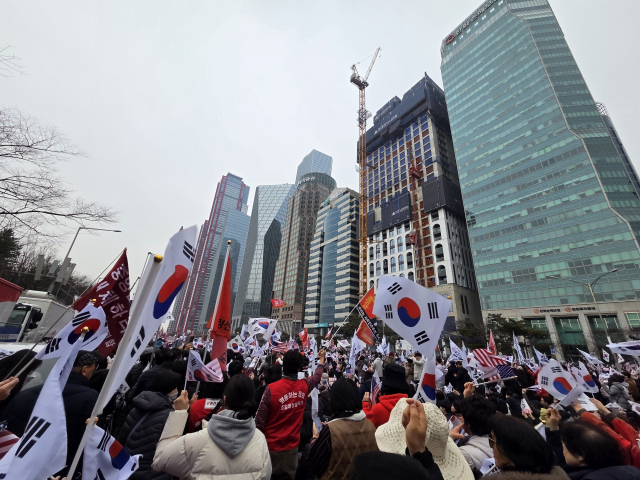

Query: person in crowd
[256,362,282,404]
[487,386,509,415]
[359,369,373,401]
[129,348,183,399]
[119,370,182,480]
[376,397,473,479]
[623,371,640,402]
[455,383,496,474]
[505,389,523,419]
[306,377,378,478]
[3,350,99,472]
[489,414,563,478]
[319,373,333,418]
[453,362,472,394]
[435,358,445,390]
[153,374,271,479]
[412,352,424,383]
[383,352,396,369]
[0,349,40,418]
[300,388,324,452]
[546,407,640,479]
[188,376,227,432]
[228,359,244,378]
[404,358,414,384]
[255,348,327,480]
[608,374,631,411]
[372,354,384,379]
[362,363,409,428]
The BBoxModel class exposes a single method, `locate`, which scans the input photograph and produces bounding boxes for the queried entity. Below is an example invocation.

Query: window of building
[625,312,640,329]
[407,252,413,268]
[397,226,403,235]
[438,265,447,284]
[399,273,405,278]
[435,244,444,262]
[399,254,404,271]
[383,259,389,275]
[391,257,396,273]
[376,261,381,276]
[408,271,414,281]
[369,247,374,260]
[370,280,375,289]
[389,229,394,237]
[376,245,380,259]
[553,317,588,361]
[370,263,374,276]
[433,224,441,240]
[398,236,404,252]
[383,242,388,256]
[390,239,395,255]
[588,315,626,347]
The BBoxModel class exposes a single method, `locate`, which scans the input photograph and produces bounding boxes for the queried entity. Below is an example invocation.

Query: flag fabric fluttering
[0,326,84,479]
[187,350,223,383]
[207,245,232,341]
[324,327,332,339]
[513,332,526,363]
[82,425,140,480]
[618,353,625,364]
[355,287,378,345]
[537,359,583,406]
[36,303,108,361]
[371,372,381,407]
[488,330,497,355]
[271,298,286,309]
[448,339,466,364]
[414,353,437,404]
[247,318,278,339]
[577,348,603,366]
[240,324,249,340]
[577,361,599,394]
[270,337,289,353]
[73,250,131,356]
[349,331,366,373]
[0,430,18,461]
[372,275,451,353]
[602,349,610,362]
[227,335,244,353]
[607,340,640,356]
[473,348,508,368]
[534,348,549,365]
[299,328,310,349]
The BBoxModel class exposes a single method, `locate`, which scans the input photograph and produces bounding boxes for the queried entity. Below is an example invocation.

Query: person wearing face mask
[118,370,182,480]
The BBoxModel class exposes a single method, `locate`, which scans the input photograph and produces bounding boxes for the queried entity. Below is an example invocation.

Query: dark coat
[506,393,523,418]
[2,371,98,468]
[454,367,472,393]
[359,378,372,401]
[118,391,174,480]
[319,389,332,418]
[564,465,640,480]
[488,392,509,415]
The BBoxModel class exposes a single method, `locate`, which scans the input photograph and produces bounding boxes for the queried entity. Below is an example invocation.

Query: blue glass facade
[441,0,640,312]
[295,150,333,184]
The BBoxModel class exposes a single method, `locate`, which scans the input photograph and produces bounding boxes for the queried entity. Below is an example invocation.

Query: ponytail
[223,374,257,419]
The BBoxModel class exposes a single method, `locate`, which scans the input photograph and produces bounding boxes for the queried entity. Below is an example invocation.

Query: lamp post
[549,268,619,348]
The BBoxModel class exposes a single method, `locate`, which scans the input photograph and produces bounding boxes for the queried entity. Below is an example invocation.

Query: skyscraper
[304,188,360,335]
[365,75,482,330]
[174,173,249,333]
[271,172,337,326]
[441,0,640,360]
[295,150,333,184]
[232,183,295,330]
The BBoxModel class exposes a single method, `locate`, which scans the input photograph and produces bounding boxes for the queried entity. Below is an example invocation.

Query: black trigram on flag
[384,305,393,319]
[414,331,430,346]
[190,358,197,367]
[130,325,146,358]
[44,337,62,355]
[98,429,110,452]
[72,311,91,327]
[183,241,195,262]
[16,416,51,458]
[427,302,439,319]
[95,468,107,480]
[387,282,402,295]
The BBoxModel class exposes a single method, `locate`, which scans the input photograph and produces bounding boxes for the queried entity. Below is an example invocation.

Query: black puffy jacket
[2,371,98,468]
[118,391,174,480]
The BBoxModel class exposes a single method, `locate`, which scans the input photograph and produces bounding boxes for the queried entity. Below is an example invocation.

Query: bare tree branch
[0,46,25,77]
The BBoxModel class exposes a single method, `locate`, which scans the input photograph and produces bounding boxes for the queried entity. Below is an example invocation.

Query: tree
[0,46,24,77]
[486,313,551,356]
[451,320,487,351]
[0,108,117,239]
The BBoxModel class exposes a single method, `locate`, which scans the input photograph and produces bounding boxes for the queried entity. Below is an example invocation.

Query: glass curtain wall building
[232,184,295,330]
[295,150,333,184]
[440,0,640,360]
[304,188,360,336]
[271,172,337,325]
[173,173,249,333]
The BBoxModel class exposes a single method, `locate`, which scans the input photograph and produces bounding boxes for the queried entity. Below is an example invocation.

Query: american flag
[371,372,381,407]
[288,339,298,350]
[474,348,508,368]
[0,429,19,460]
[271,338,289,353]
[497,364,515,378]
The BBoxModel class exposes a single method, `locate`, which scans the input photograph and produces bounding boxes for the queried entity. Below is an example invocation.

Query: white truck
[0,289,74,343]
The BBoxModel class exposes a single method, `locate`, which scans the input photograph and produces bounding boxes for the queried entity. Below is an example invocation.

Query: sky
[1,0,638,285]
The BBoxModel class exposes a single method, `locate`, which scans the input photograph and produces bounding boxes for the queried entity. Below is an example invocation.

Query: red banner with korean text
[207,247,231,340]
[355,287,378,345]
[73,250,130,356]
[271,298,286,309]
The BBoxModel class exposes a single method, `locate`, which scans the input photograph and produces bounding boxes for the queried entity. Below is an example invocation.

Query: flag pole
[475,375,517,386]
[66,253,164,480]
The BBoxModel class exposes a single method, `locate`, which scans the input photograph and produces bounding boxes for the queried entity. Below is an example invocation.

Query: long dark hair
[491,415,555,474]
[330,377,361,419]
[224,374,258,420]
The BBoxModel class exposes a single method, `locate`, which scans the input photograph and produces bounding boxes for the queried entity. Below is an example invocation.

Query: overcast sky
[1,0,638,286]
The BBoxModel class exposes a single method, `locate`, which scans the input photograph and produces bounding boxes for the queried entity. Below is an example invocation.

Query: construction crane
[350,47,381,298]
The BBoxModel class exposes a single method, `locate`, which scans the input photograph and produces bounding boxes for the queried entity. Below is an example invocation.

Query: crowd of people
[1,341,640,479]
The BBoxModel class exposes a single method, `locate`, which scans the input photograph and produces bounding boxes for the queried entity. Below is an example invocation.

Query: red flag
[73,250,130,356]
[207,246,231,340]
[324,327,332,339]
[356,320,375,346]
[210,334,228,372]
[356,287,378,344]
[299,328,309,349]
[488,330,497,356]
[271,298,286,309]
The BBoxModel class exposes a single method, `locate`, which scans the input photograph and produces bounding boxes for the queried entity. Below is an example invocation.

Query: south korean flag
[373,275,452,353]
[187,350,223,383]
[36,303,108,360]
[83,426,140,480]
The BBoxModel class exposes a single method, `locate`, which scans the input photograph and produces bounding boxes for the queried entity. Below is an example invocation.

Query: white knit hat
[375,398,474,480]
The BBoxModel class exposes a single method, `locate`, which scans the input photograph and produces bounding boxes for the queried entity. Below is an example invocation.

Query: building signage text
[373,113,398,137]
[445,0,499,45]
[297,176,316,186]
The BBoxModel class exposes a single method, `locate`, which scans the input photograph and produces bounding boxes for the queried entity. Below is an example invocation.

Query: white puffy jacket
[459,435,493,472]
[152,410,271,480]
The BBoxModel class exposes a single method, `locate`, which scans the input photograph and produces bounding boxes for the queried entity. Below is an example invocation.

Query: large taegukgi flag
[372,275,451,354]
[537,358,584,406]
[82,426,140,480]
[187,350,223,383]
[355,287,378,346]
[414,352,437,405]
[73,250,131,356]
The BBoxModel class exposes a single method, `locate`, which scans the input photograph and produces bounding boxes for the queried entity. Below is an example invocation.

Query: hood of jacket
[494,466,570,480]
[377,393,407,413]
[460,435,494,468]
[132,390,174,412]
[207,409,256,459]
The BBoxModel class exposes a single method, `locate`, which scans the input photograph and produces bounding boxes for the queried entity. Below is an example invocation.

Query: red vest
[262,377,309,452]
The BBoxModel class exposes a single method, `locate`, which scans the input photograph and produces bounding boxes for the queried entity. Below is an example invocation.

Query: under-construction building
[364,74,482,328]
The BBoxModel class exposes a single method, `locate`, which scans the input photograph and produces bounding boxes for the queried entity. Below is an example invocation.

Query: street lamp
[549,268,619,343]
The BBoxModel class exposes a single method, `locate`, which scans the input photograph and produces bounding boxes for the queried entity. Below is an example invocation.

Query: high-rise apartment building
[304,188,360,335]
[174,173,249,333]
[441,0,640,360]
[232,184,295,330]
[295,150,333,184]
[271,172,337,325]
[365,75,482,330]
